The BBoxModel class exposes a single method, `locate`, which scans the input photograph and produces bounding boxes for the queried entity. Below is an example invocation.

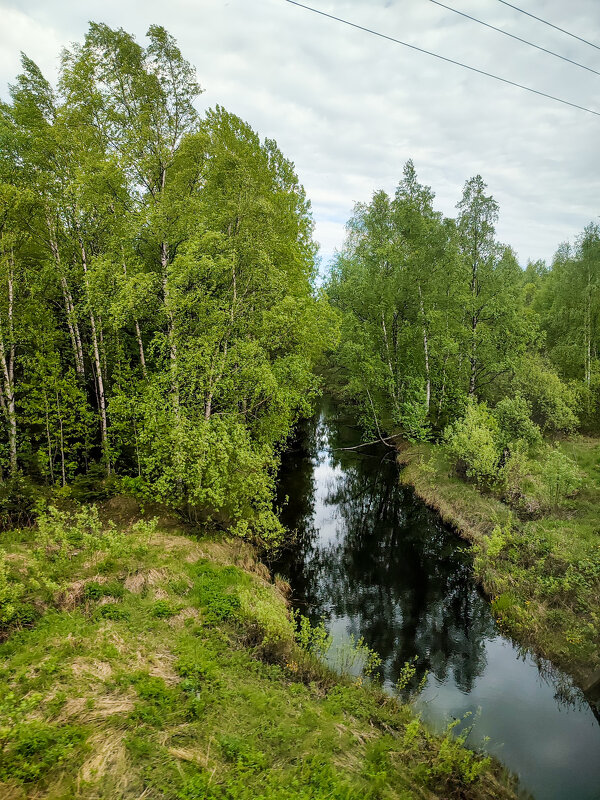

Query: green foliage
[444,401,501,487]
[514,357,578,434]
[0,549,21,627]
[432,717,492,786]
[295,613,333,660]
[397,382,432,442]
[493,395,541,450]
[0,24,334,546]
[0,703,87,783]
[538,447,582,510]
[151,599,177,618]
[0,475,41,530]
[394,657,428,701]
[96,604,130,621]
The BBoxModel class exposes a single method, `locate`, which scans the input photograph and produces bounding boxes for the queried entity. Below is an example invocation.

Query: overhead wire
[283,0,600,118]
[493,0,600,52]
[429,0,600,77]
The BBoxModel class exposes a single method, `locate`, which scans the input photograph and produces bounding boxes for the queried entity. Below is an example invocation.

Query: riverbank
[399,439,600,691]
[0,500,519,800]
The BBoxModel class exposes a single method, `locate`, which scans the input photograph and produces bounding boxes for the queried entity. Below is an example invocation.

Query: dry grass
[78,732,129,785]
[71,658,113,682]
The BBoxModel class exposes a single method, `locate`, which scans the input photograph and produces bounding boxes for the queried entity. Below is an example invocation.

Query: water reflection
[277,407,495,692]
[273,400,600,800]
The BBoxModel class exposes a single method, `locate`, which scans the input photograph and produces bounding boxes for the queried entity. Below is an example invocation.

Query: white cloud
[1,0,598,265]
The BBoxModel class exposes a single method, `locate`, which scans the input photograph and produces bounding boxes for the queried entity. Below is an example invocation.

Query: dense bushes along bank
[0,502,520,800]
[399,439,600,691]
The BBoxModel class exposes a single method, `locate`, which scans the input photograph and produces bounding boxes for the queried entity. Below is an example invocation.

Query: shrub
[0,549,21,628]
[151,599,176,618]
[515,357,578,433]
[493,395,541,450]
[0,475,41,530]
[539,447,582,510]
[0,718,87,782]
[396,381,432,442]
[69,462,117,503]
[444,401,501,487]
[96,604,130,621]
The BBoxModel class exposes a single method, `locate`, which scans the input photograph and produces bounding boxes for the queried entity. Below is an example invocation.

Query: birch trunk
[78,237,110,470]
[135,319,147,378]
[161,242,180,417]
[418,284,431,412]
[46,215,85,378]
[0,248,17,474]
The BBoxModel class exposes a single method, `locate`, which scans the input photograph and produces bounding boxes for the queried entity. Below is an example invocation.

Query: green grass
[0,504,519,800]
[400,438,600,688]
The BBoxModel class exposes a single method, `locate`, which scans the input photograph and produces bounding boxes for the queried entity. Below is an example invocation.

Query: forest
[0,23,336,540]
[328,160,597,481]
[0,21,598,538]
[0,20,598,800]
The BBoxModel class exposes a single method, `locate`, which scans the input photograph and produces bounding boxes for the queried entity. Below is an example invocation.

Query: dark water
[273,400,600,800]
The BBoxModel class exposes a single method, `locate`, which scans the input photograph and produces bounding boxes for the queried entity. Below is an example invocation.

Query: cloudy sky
[1,0,599,269]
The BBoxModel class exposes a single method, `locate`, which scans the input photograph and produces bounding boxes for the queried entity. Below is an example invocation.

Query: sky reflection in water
[274,401,600,800]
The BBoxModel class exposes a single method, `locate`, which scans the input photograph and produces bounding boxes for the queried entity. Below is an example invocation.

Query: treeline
[327,162,599,506]
[0,24,335,537]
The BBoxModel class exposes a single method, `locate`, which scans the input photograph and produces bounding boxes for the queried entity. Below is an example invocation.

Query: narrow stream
[273,400,600,800]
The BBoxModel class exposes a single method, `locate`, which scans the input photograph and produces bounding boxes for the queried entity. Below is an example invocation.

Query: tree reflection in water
[274,401,496,693]
[273,401,600,800]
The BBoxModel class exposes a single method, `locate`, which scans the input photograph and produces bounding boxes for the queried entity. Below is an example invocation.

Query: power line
[493,0,600,52]
[430,0,600,76]
[283,0,600,117]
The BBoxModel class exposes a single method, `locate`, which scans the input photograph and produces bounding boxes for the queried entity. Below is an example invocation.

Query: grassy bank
[0,500,519,800]
[400,439,600,690]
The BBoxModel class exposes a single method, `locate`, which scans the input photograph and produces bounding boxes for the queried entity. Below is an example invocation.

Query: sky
[1,0,599,270]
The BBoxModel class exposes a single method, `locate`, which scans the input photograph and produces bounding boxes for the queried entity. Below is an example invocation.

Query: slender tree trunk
[78,237,110,471]
[60,276,86,379]
[56,390,66,486]
[381,311,396,388]
[135,320,147,378]
[0,248,17,474]
[121,260,147,378]
[469,323,477,396]
[46,216,85,378]
[437,353,450,420]
[162,252,180,418]
[418,284,431,412]
[585,269,592,386]
[157,167,179,416]
[43,389,55,485]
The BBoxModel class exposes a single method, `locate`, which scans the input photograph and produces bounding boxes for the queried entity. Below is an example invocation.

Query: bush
[514,357,578,433]
[493,395,541,450]
[151,599,177,618]
[500,443,582,513]
[0,718,87,782]
[539,447,582,510]
[69,462,118,503]
[444,401,501,487]
[396,381,432,442]
[0,549,22,629]
[96,604,130,621]
[0,475,41,530]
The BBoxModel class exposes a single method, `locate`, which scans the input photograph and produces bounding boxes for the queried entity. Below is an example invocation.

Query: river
[273,399,600,800]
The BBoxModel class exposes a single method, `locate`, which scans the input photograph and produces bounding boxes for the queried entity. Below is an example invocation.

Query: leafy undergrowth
[0,504,519,800]
[400,439,600,688]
